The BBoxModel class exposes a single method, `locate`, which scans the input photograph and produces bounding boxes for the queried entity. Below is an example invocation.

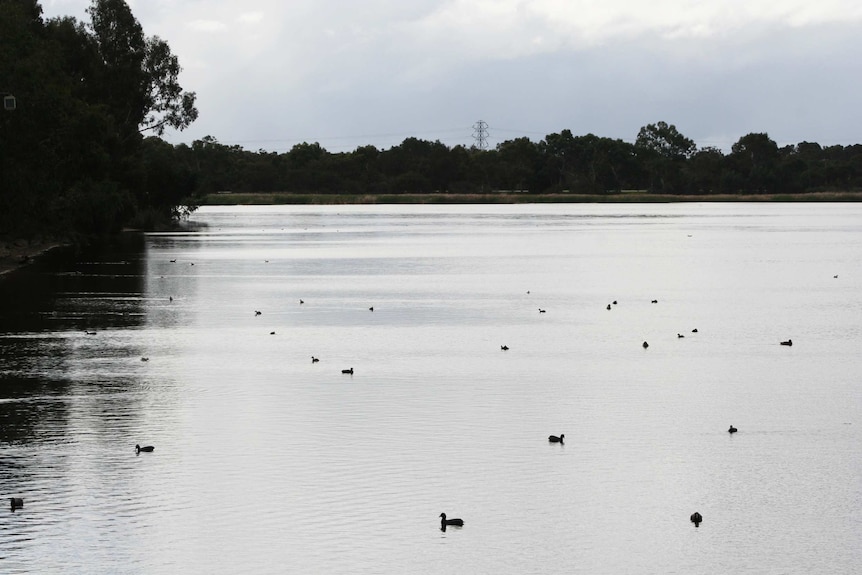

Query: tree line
[3,1,862,245]
[185,125,862,200]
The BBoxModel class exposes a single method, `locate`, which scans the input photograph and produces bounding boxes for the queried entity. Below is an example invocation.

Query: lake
[1,203,860,574]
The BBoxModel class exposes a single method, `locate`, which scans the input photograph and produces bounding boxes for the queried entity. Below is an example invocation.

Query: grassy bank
[201,190,862,205]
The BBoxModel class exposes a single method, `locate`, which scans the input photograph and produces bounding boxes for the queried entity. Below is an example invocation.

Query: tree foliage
[0,0,197,241]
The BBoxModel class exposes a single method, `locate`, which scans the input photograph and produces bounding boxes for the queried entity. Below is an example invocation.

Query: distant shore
[200,190,862,205]
[4,191,860,277]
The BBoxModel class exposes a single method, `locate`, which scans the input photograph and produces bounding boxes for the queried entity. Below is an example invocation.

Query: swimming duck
[677,333,685,338]
[501,345,509,351]
[311,356,319,363]
[440,513,464,527]
[607,304,612,310]
[342,368,354,374]
[780,339,793,346]
[643,341,649,349]
[690,512,702,526]
[135,444,155,454]
[728,425,737,433]
[9,497,23,511]
[538,309,546,313]
[548,434,564,443]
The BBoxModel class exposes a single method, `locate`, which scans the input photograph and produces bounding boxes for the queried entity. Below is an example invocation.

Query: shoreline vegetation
[200,190,862,205]
[3,190,859,278]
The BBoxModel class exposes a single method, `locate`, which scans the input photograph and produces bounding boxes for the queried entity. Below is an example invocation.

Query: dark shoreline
[200,190,862,205]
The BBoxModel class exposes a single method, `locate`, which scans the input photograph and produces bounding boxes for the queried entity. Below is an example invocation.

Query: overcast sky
[40,0,862,153]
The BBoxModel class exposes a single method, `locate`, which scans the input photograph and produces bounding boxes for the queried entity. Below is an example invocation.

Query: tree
[87,0,197,141]
[635,121,696,160]
[730,133,779,192]
[635,121,696,192]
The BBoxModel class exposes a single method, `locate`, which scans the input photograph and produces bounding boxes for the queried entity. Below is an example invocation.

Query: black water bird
[254,310,261,316]
[643,341,649,349]
[85,331,97,335]
[135,444,154,454]
[613,300,618,305]
[538,308,546,313]
[311,356,320,363]
[440,513,464,527]
[548,434,564,443]
[169,259,176,263]
[342,368,353,374]
[690,512,703,526]
[728,425,737,433]
[651,299,658,304]
[270,331,276,335]
[141,357,149,362]
[677,333,685,338]
[607,304,612,310]
[299,299,304,304]
[10,497,23,511]
[692,328,698,333]
[501,345,509,351]
[369,306,374,311]
[780,339,793,346]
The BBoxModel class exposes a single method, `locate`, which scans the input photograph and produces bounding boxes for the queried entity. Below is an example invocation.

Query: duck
[780,339,793,346]
[440,513,464,527]
[254,310,261,316]
[548,434,564,443]
[501,345,509,351]
[607,304,612,310]
[651,299,658,304]
[643,341,649,349]
[728,425,737,433]
[342,368,354,374]
[690,511,703,526]
[369,306,374,312]
[9,497,23,511]
[299,299,304,304]
[538,308,546,313]
[140,357,149,362]
[311,356,319,363]
[613,300,618,305]
[691,328,698,333]
[135,444,155,454]
[677,333,685,338]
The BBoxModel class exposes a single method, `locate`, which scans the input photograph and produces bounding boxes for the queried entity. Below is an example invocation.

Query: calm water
[1,203,861,574]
